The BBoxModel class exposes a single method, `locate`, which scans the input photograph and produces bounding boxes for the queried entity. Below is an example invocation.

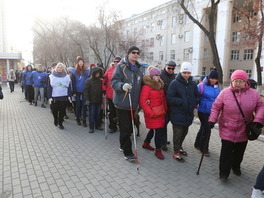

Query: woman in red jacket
[139,66,167,159]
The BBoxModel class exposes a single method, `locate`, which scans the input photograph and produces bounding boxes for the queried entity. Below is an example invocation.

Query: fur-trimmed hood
[143,75,164,90]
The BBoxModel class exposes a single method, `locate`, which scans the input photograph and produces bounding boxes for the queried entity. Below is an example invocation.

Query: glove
[208,122,216,129]
[122,83,132,92]
[48,98,53,104]
[253,122,263,129]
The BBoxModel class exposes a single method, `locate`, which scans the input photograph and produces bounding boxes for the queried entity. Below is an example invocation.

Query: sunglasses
[167,67,175,70]
[131,51,140,55]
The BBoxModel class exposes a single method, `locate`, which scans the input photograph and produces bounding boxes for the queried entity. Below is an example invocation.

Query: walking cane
[128,92,139,171]
[103,94,108,140]
[196,129,211,175]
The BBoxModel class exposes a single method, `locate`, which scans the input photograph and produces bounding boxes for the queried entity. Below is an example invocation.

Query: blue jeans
[89,103,101,127]
[75,95,87,121]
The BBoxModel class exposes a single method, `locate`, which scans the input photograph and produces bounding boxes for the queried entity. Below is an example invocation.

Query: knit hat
[76,56,84,63]
[148,66,161,78]
[113,57,122,62]
[231,70,248,81]
[208,68,219,79]
[180,62,192,73]
[127,46,140,55]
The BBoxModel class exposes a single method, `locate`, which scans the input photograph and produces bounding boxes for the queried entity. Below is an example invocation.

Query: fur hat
[208,68,219,79]
[180,62,192,73]
[127,46,140,55]
[231,70,248,82]
[148,66,161,78]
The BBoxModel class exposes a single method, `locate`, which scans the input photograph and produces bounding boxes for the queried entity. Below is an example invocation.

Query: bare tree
[178,0,224,84]
[233,0,264,85]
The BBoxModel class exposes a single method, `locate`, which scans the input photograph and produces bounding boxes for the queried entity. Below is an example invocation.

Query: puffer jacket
[197,77,221,114]
[83,67,103,104]
[102,64,116,99]
[167,73,200,126]
[209,84,264,142]
[139,75,167,129]
[111,57,143,110]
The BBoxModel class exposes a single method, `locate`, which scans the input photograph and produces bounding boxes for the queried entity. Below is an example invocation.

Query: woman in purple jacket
[209,70,264,181]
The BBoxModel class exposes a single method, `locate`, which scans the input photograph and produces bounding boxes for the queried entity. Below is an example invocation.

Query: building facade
[120,0,263,83]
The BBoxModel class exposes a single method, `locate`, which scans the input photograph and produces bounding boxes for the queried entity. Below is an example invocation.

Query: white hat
[180,62,192,73]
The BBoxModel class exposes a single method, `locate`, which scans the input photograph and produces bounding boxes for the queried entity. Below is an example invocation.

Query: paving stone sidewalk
[0,85,263,198]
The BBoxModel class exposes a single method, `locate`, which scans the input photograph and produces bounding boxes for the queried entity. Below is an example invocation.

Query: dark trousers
[172,125,189,153]
[194,111,211,152]
[8,81,15,92]
[254,165,264,191]
[220,139,248,177]
[144,128,164,149]
[117,108,134,156]
[107,98,117,130]
[75,95,87,121]
[160,113,170,146]
[26,85,34,103]
[52,101,67,124]
[89,103,101,127]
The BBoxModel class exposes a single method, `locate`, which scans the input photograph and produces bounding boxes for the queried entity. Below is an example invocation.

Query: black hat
[208,68,219,79]
[166,60,177,67]
[127,46,140,55]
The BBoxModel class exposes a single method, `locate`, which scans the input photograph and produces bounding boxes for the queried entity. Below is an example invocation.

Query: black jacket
[83,67,103,104]
[160,69,176,93]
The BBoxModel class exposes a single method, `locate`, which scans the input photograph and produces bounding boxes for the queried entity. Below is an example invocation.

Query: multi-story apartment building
[0,0,22,81]
[120,0,263,84]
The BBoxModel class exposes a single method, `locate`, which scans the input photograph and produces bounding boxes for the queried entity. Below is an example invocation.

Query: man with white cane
[111,46,143,162]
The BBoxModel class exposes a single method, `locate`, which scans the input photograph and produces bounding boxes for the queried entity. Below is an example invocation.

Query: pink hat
[231,70,248,81]
[148,66,161,78]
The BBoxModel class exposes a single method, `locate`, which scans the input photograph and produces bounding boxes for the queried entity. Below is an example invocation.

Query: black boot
[83,120,87,127]
[77,118,81,126]
[89,125,94,133]
[59,123,64,130]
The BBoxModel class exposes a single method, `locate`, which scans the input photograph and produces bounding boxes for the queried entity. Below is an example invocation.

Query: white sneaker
[119,148,124,152]
[251,187,264,198]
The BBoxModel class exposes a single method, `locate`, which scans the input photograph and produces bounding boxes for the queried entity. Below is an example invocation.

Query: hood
[143,75,164,90]
[176,73,193,84]
[91,67,103,78]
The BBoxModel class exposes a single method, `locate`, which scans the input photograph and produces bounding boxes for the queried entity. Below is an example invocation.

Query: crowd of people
[1,46,264,197]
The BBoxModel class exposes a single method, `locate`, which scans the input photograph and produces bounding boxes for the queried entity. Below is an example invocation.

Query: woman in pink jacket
[209,70,264,181]
[139,66,167,159]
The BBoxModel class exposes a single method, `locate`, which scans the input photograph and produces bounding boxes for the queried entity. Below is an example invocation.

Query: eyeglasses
[131,51,140,55]
[232,79,245,84]
[167,67,175,70]
[114,61,119,63]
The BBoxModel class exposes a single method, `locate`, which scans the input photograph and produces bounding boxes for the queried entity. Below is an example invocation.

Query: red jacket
[102,64,116,99]
[139,75,167,129]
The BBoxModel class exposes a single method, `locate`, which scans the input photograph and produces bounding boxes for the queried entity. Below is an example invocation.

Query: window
[249,10,257,18]
[159,36,164,46]
[245,69,252,78]
[184,31,190,42]
[231,50,239,61]
[161,9,166,15]
[151,22,155,32]
[179,14,184,24]
[233,14,241,23]
[172,16,177,27]
[202,67,206,76]
[161,20,166,30]
[159,51,164,61]
[229,69,235,77]
[232,32,241,42]
[149,52,154,61]
[244,49,254,60]
[150,38,154,47]
[183,49,190,60]
[171,34,177,44]
[203,48,209,59]
[170,50,175,60]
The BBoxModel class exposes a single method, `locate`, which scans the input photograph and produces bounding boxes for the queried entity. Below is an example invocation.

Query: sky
[4,0,171,62]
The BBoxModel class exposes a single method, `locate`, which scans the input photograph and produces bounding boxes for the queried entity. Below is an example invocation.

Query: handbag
[232,91,261,140]
[152,105,166,116]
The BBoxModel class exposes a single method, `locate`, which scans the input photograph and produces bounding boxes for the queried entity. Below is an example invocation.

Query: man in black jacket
[160,60,177,150]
